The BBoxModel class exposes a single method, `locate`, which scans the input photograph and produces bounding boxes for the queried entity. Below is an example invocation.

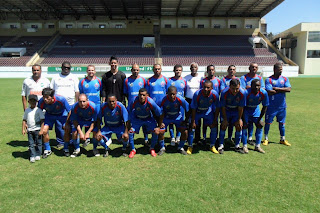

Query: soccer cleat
[235,147,245,154]
[243,146,249,154]
[176,137,180,144]
[150,149,157,157]
[128,150,136,158]
[178,148,187,155]
[35,156,41,161]
[83,139,90,147]
[210,146,219,154]
[187,147,193,155]
[56,143,64,149]
[262,139,269,146]
[218,147,224,154]
[158,148,166,156]
[170,138,176,146]
[254,146,265,154]
[42,150,52,159]
[30,157,35,163]
[64,151,70,157]
[93,149,100,157]
[103,150,109,157]
[248,139,255,146]
[280,140,291,146]
[71,149,80,158]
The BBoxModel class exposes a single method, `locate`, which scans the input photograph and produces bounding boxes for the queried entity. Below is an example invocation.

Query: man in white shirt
[50,61,79,148]
[184,62,203,144]
[21,64,50,111]
[50,61,79,106]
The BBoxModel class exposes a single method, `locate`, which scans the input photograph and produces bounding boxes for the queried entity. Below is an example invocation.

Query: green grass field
[0,78,319,212]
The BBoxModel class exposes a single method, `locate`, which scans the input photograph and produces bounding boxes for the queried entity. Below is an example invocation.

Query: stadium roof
[0,0,284,20]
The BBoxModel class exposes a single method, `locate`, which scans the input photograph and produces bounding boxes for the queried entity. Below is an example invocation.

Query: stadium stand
[4,36,51,56]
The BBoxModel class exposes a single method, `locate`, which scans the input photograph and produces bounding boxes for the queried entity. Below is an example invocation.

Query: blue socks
[242,129,248,146]
[187,129,195,147]
[210,127,217,147]
[178,140,186,149]
[235,131,241,147]
[129,133,135,150]
[150,132,158,149]
[219,130,226,146]
[44,142,51,151]
[279,123,285,137]
[255,128,263,145]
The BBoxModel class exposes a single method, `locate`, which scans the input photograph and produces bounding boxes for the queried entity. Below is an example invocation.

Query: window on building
[31,25,38,29]
[230,25,237,29]
[48,24,55,29]
[82,24,90,29]
[115,24,123,28]
[99,24,106,29]
[213,24,221,29]
[10,25,17,29]
[245,24,253,29]
[66,24,73,29]
[164,24,171,28]
[307,50,320,58]
[198,24,205,29]
[308,31,320,42]
[181,24,188,28]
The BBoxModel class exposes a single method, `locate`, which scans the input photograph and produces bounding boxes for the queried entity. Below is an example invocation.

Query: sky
[263,0,320,34]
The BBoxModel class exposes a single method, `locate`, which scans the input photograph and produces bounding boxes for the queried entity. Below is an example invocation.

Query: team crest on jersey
[161,81,165,87]
[152,82,156,86]
[209,99,213,103]
[107,112,111,116]
[181,83,184,88]
[85,84,89,88]
[171,82,175,86]
[214,83,218,87]
[115,111,119,116]
[272,81,277,85]
[174,103,179,108]
[200,100,204,104]
[69,78,73,81]
[258,97,262,102]
[280,80,284,84]
[137,107,141,111]
[88,111,92,115]
[94,83,99,89]
[166,105,170,109]
[79,112,83,116]
[130,83,134,87]
[138,82,143,87]
[146,107,150,111]
[236,97,240,102]
[56,105,60,110]
[249,99,253,103]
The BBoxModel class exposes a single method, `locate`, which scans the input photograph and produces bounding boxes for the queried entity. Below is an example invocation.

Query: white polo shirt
[21,76,50,100]
[50,73,79,105]
[184,74,202,99]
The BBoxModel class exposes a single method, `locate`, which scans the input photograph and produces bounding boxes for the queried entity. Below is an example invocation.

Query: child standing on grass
[22,94,45,163]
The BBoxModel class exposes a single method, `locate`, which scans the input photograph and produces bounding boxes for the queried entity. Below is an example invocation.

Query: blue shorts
[44,114,67,129]
[101,125,125,141]
[163,117,186,130]
[265,108,286,124]
[130,118,157,134]
[220,110,239,125]
[71,120,93,132]
[243,112,260,126]
[195,112,214,126]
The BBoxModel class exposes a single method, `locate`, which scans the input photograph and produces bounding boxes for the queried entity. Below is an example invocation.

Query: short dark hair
[203,80,213,87]
[107,93,116,99]
[28,94,38,101]
[42,87,55,97]
[251,79,260,87]
[139,88,148,94]
[110,56,118,62]
[207,64,215,71]
[62,61,71,67]
[228,65,235,70]
[274,62,282,70]
[167,86,177,93]
[32,64,42,70]
[230,78,240,87]
[173,64,182,71]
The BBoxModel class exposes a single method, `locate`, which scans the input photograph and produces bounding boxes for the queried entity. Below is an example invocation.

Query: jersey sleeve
[73,76,80,93]
[260,76,265,88]
[212,91,220,109]
[146,79,150,94]
[284,77,291,88]
[240,76,246,89]
[261,89,269,107]
[93,104,99,121]
[240,90,246,107]
[70,106,76,121]
[64,98,71,112]
[21,79,27,96]
[181,97,189,112]
[265,78,272,91]
[120,103,129,122]
[220,91,227,107]
[123,78,128,95]
[149,98,162,117]
[23,110,28,120]
[78,79,84,94]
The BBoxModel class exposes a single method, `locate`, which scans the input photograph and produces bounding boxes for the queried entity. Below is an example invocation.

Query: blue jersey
[265,75,291,109]
[38,95,71,116]
[70,101,98,122]
[79,76,102,105]
[160,94,189,120]
[200,77,221,94]
[240,74,265,89]
[168,77,187,97]
[100,101,128,127]
[220,87,246,111]
[191,89,219,114]
[123,75,146,105]
[129,96,162,121]
[245,88,269,117]
[220,76,239,91]
[146,75,168,106]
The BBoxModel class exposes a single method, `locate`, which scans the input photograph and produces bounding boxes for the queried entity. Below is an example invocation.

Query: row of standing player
[21,58,291,161]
